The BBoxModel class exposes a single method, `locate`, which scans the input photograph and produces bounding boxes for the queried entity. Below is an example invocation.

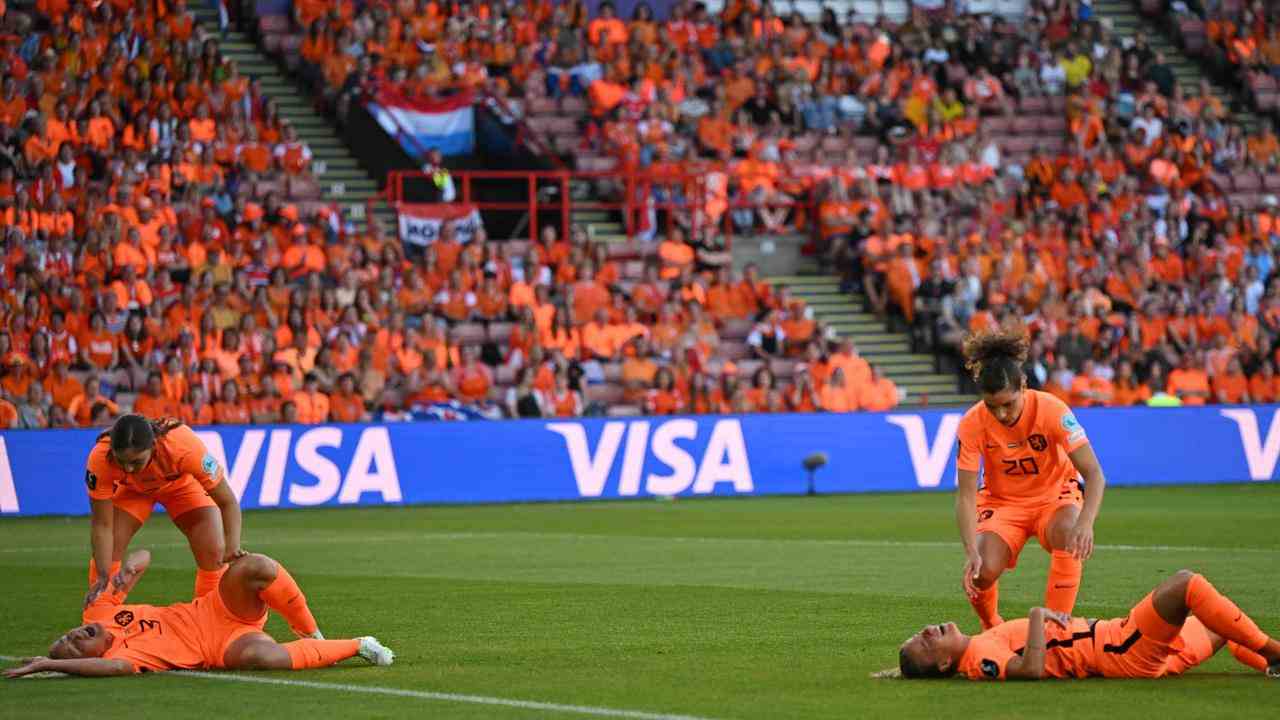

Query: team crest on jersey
[1028,434,1048,452]
[114,610,134,627]
[201,454,218,477]
[981,659,999,678]
[85,470,97,490]
[978,509,995,522]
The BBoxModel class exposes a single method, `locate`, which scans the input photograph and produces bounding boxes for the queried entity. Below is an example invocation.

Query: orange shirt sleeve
[167,425,225,491]
[958,633,1016,681]
[955,409,983,473]
[1041,395,1089,453]
[85,441,117,501]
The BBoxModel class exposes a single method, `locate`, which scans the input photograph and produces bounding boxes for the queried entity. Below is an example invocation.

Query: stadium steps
[768,273,970,408]
[191,8,397,236]
[1094,0,1260,133]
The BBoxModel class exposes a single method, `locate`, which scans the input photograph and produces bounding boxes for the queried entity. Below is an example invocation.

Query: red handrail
[384,168,824,249]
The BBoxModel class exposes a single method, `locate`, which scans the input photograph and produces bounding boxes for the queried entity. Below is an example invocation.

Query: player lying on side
[3,550,394,678]
[895,569,1280,680]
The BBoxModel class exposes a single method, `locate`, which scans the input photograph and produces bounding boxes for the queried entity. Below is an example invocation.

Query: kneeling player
[4,550,393,678]
[897,569,1280,680]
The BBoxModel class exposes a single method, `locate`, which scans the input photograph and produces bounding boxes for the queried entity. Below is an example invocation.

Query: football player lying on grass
[4,549,393,678]
[894,569,1280,680]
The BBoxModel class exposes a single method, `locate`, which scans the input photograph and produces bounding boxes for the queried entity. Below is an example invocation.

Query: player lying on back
[3,550,394,678]
[896,569,1280,680]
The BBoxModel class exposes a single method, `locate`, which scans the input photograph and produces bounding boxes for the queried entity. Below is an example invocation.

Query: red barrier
[382,168,823,248]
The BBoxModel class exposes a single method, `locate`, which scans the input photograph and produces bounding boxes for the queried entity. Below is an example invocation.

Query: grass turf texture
[1,484,1278,719]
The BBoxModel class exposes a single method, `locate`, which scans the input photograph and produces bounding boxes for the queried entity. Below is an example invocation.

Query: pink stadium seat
[1019,96,1049,114]
[259,15,290,34]
[449,323,487,346]
[1232,173,1262,192]
[1038,115,1067,134]
[721,319,754,340]
[288,176,322,200]
[982,117,1012,135]
[1011,116,1039,135]
[560,97,588,115]
[586,384,625,405]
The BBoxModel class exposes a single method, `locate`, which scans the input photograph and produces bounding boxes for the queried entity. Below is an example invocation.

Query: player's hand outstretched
[1066,520,1094,561]
[4,657,48,679]
[962,553,983,600]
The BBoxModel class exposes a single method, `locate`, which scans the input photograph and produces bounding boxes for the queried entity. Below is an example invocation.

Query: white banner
[397,203,485,246]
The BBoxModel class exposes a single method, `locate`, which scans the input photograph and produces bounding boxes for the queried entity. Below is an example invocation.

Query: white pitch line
[0,655,718,720]
[1,531,1277,556]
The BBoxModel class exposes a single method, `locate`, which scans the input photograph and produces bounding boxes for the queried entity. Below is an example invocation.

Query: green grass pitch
[1,484,1278,719]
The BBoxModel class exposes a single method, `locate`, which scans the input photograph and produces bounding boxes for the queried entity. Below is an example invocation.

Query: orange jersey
[956,390,1088,504]
[85,423,224,501]
[83,584,266,673]
[959,616,1099,680]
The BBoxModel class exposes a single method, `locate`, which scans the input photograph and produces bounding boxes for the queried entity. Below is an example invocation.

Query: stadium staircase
[190,6,395,235]
[1096,0,1261,132]
[767,270,970,408]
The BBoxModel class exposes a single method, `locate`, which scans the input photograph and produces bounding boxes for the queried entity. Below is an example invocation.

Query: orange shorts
[113,474,217,524]
[190,584,270,669]
[1089,592,1198,678]
[976,482,1082,569]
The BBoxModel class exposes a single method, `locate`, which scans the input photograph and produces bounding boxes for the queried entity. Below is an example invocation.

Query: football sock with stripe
[1044,551,1082,614]
[260,562,320,636]
[1185,574,1273,655]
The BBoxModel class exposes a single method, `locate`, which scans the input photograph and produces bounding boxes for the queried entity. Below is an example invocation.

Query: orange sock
[969,583,1003,631]
[259,563,319,636]
[88,559,121,586]
[1044,551,1082,614]
[1228,641,1268,672]
[284,639,359,669]
[194,566,227,599]
[1186,574,1270,653]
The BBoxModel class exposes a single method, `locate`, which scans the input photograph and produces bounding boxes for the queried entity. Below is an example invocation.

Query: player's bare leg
[969,532,1012,630]
[88,507,142,587]
[222,553,323,638]
[1149,570,1280,675]
[173,506,227,599]
[1041,505,1083,614]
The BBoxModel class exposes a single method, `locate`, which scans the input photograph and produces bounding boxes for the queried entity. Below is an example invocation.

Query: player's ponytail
[961,323,1029,395]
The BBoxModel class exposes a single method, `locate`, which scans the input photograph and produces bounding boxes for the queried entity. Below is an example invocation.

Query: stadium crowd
[285,0,1280,409]
[0,0,910,428]
[3,0,1280,430]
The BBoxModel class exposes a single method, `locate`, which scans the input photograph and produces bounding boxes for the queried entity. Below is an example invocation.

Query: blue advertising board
[1,405,1278,516]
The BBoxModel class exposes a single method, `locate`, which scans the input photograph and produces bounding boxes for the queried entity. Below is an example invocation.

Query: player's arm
[1067,443,1107,561]
[1004,607,1069,680]
[955,468,981,598]
[4,657,134,678]
[208,480,244,563]
[85,498,115,608]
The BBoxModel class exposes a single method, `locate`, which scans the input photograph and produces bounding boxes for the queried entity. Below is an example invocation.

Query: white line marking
[1,531,1275,555]
[0,655,717,720]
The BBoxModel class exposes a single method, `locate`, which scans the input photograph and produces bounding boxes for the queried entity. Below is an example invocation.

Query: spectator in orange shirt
[329,373,368,423]
[132,372,176,419]
[181,385,216,426]
[1250,361,1279,403]
[1211,358,1251,405]
[645,367,684,415]
[67,375,120,428]
[1166,354,1211,406]
[44,357,84,411]
[292,373,331,424]
[819,367,859,413]
[1109,361,1151,407]
[858,365,899,412]
[209,379,249,425]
